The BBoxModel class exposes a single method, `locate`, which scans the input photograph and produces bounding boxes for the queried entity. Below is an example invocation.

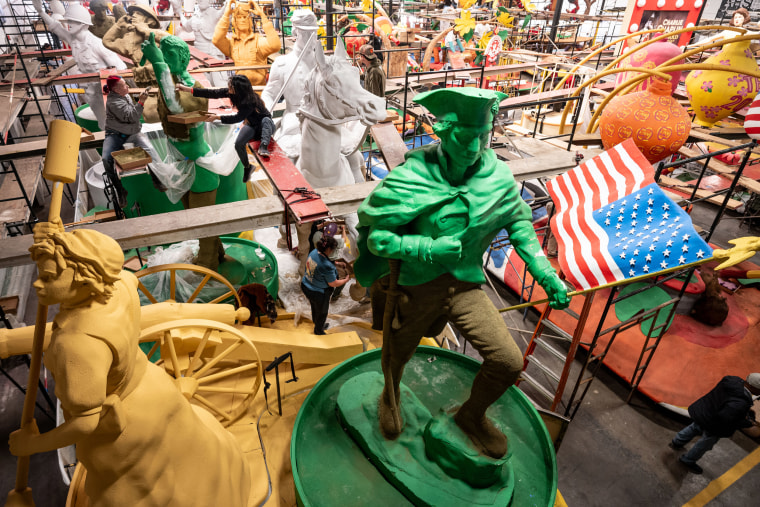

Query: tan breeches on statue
[182,190,224,271]
[380,273,522,414]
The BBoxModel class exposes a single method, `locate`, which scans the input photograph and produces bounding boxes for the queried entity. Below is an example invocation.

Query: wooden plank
[677,145,760,195]
[35,58,77,86]
[0,295,19,315]
[658,175,742,209]
[499,82,615,110]
[0,157,42,225]
[167,111,208,124]
[188,46,227,67]
[0,181,380,269]
[0,131,106,162]
[370,122,408,171]
[252,140,331,224]
[386,63,537,89]
[0,49,71,61]
[493,147,522,161]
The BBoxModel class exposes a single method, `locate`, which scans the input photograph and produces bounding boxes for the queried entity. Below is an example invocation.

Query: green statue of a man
[354,87,570,459]
[141,33,226,270]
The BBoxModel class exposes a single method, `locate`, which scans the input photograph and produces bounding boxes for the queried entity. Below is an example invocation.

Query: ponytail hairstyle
[103,75,122,94]
[316,235,338,255]
[227,74,269,115]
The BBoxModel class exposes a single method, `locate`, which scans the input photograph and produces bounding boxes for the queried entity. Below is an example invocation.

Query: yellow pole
[7,120,81,507]
[499,236,760,313]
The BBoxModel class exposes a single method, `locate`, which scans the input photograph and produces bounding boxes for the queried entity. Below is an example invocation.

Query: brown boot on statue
[454,403,508,459]
[378,386,403,439]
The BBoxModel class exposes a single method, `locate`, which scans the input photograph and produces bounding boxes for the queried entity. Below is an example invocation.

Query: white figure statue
[170,0,227,86]
[32,0,126,129]
[261,9,319,164]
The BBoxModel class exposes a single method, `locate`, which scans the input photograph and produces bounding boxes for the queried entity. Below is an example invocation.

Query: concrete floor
[1,189,759,506]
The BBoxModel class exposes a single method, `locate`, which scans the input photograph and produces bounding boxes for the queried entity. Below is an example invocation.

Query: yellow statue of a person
[213,0,281,86]
[9,218,250,506]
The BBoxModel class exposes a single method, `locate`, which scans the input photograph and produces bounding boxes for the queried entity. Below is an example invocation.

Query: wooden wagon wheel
[135,263,242,307]
[140,319,263,427]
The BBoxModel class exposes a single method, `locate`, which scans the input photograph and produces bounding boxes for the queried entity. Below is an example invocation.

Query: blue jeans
[234,117,276,169]
[674,421,721,464]
[102,130,157,197]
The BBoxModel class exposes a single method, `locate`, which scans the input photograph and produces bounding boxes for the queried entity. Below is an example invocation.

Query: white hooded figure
[170,0,227,87]
[32,0,126,129]
[260,9,320,164]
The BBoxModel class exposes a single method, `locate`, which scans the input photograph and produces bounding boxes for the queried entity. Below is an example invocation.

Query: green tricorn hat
[414,88,507,126]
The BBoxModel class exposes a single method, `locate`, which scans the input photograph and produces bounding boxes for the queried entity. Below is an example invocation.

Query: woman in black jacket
[176,74,275,182]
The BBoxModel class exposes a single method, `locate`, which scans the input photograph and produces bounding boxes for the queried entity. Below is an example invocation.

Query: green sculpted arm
[367,229,461,264]
[508,221,570,309]
[141,33,185,114]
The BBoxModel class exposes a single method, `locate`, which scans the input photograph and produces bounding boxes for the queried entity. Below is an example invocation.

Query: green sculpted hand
[429,237,462,264]
[538,272,570,310]
[140,32,164,66]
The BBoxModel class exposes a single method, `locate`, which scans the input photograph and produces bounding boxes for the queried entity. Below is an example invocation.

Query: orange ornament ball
[599,78,691,163]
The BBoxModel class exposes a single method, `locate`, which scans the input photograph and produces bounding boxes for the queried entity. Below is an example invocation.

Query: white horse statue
[295,38,386,265]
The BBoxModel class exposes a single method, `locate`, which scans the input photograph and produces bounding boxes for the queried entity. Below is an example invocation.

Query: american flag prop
[744,96,760,140]
[546,139,713,291]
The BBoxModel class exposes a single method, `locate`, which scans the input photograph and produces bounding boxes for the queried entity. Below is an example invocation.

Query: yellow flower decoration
[523,0,536,13]
[478,31,494,49]
[454,11,476,37]
[460,0,477,9]
[498,12,514,28]
[361,0,373,12]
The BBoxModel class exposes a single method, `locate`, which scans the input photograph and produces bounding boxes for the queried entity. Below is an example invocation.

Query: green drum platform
[291,347,557,507]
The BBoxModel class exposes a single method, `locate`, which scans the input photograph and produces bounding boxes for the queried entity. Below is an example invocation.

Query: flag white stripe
[615,141,650,193]
[599,150,628,202]
[548,178,592,289]
[574,160,626,283]
[562,172,609,287]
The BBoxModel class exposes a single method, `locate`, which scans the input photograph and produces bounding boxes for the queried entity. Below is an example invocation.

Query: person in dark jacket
[102,75,156,207]
[670,374,760,474]
[357,44,386,99]
[176,74,275,183]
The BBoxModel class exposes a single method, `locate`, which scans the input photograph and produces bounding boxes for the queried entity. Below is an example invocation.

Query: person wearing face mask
[301,235,350,336]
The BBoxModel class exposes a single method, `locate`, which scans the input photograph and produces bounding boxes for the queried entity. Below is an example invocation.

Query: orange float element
[599,77,691,163]
[344,26,367,58]
[615,41,683,94]
[685,39,760,127]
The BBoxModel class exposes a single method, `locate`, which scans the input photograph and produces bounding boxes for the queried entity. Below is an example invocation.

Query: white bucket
[85,161,109,208]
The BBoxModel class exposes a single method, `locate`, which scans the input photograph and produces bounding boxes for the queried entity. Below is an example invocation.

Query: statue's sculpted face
[67,20,89,36]
[234,9,252,33]
[33,264,80,306]
[162,43,189,75]
[132,11,152,26]
[442,122,492,169]
[732,12,746,27]
[198,0,211,10]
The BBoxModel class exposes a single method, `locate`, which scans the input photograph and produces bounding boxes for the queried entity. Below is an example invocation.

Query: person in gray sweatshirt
[102,75,157,207]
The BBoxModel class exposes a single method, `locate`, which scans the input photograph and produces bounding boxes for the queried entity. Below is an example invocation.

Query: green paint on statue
[336,372,515,506]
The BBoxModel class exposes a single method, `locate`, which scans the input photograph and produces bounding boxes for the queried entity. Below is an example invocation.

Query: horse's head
[303,39,386,127]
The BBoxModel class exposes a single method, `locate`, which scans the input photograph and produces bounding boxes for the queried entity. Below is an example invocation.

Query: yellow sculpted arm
[9,336,112,456]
